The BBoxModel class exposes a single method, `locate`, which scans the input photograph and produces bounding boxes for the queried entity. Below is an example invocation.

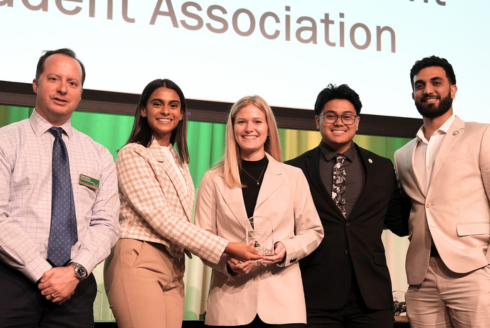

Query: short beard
[415,90,453,119]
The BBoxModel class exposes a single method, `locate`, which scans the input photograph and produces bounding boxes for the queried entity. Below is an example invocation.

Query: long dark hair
[125,79,190,164]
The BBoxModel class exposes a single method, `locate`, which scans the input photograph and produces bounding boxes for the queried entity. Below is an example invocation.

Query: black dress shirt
[319,141,364,218]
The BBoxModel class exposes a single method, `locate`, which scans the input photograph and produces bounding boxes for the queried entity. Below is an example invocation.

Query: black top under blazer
[286,143,410,310]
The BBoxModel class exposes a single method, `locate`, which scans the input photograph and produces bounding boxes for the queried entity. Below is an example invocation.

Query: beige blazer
[195,154,324,326]
[117,140,228,264]
[395,116,490,285]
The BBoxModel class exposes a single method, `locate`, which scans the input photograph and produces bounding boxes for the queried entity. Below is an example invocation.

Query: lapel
[216,168,253,233]
[305,147,345,219]
[149,140,193,222]
[254,153,284,211]
[347,145,375,220]
[406,138,426,197]
[429,116,465,188]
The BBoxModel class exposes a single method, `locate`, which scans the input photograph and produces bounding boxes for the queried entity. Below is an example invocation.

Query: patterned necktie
[47,127,78,267]
[332,154,347,218]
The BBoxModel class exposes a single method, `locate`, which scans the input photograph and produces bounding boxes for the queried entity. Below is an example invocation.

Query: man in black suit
[287,84,409,328]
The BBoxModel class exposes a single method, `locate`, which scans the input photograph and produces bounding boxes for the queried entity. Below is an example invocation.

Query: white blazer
[195,154,324,326]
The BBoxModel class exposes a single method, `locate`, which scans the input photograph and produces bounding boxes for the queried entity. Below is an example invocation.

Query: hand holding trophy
[246,215,288,265]
[259,241,286,265]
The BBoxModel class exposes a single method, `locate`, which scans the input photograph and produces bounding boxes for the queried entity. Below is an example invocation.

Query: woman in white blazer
[195,95,324,328]
[104,79,262,328]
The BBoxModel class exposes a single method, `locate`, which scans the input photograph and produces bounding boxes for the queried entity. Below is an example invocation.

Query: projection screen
[1,0,489,123]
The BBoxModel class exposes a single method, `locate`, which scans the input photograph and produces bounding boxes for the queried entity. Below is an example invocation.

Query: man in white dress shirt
[0,49,120,327]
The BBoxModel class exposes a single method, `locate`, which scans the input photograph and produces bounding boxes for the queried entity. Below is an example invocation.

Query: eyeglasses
[317,112,358,125]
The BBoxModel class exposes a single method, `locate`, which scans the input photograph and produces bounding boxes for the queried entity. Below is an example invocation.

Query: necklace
[241,165,267,185]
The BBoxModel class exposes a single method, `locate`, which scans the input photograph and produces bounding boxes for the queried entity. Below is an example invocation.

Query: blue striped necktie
[47,127,78,267]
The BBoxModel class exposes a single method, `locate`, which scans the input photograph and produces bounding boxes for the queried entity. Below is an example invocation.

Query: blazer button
[345,250,350,254]
[346,222,351,227]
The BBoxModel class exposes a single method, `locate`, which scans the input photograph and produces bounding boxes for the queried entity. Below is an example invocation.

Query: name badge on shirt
[79,174,99,190]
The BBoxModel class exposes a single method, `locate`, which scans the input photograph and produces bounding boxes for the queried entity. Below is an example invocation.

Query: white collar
[416,114,455,144]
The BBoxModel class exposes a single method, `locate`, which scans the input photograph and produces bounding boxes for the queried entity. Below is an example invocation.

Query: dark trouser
[0,260,97,328]
[306,276,393,328]
[206,315,305,328]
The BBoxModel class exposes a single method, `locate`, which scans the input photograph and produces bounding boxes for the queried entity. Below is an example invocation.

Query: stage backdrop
[1,0,490,123]
[0,105,411,321]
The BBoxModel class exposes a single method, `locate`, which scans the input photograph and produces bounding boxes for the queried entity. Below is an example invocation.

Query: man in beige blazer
[395,56,490,327]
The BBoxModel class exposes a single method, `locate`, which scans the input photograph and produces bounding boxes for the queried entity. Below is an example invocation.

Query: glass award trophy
[246,216,274,256]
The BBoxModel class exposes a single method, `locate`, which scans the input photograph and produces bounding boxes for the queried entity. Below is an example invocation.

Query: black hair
[410,55,456,89]
[125,79,189,164]
[36,48,86,85]
[314,84,362,115]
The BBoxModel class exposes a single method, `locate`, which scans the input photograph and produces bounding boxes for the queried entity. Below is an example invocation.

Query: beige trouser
[104,239,185,328]
[406,256,490,328]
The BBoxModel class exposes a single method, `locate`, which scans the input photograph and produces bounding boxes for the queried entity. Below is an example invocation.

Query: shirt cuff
[70,251,96,275]
[20,256,52,283]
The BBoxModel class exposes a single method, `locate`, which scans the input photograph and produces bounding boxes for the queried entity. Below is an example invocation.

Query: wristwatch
[69,262,88,280]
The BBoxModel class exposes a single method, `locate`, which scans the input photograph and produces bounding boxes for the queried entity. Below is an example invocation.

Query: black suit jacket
[286,143,409,310]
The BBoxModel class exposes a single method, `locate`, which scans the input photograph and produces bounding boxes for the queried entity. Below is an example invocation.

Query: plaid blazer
[116,140,227,264]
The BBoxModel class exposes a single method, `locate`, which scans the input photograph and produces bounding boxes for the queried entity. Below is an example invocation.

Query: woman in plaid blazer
[195,95,324,328]
[104,79,262,328]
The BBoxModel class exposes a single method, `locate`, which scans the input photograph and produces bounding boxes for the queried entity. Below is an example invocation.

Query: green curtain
[0,105,412,321]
